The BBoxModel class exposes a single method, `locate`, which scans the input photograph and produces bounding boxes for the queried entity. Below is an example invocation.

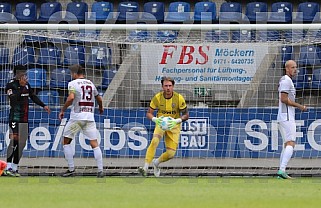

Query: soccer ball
[160,117,173,131]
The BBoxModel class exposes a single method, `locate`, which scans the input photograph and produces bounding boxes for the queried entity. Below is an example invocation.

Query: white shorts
[279,120,296,143]
[63,120,98,140]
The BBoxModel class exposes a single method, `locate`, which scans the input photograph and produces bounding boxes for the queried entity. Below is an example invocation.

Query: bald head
[284,60,297,78]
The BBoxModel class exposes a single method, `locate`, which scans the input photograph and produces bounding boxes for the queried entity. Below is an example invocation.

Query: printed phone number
[213,59,254,65]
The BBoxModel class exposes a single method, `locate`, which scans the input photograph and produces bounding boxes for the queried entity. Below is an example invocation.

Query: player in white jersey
[277,60,307,179]
[59,64,104,178]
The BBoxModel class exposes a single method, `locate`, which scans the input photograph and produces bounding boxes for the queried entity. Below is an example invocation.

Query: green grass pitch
[1,177,321,208]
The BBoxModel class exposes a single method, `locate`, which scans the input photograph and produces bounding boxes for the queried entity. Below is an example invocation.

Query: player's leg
[62,120,79,177]
[11,123,28,177]
[278,121,296,179]
[5,122,20,176]
[84,121,104,178]
[139,127,164,176]
[152,128,179,177]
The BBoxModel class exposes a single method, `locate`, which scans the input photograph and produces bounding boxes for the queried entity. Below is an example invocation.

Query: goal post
[0,24,321,176]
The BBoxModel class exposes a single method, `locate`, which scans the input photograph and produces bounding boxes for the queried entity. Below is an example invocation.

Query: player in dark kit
[2,66,50,177]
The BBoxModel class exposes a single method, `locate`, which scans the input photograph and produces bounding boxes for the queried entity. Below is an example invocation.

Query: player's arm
[59,91,75,120]
[95,95,104,114]
[29,85,50,114]
[5,82,20,106]
[280,92,307,111]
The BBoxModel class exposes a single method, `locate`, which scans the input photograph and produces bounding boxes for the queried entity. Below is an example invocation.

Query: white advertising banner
[141,43,269,84]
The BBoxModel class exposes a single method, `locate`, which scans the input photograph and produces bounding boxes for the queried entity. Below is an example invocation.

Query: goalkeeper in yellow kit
[138,77,189,177]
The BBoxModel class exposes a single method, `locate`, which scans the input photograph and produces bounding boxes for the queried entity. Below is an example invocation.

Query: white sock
[11,163,18,172]
[280,145,294,172]
[63,144,75,171]
[143,162,149,171]
[153,158,160,166]
[93,146,103,172]
[6,162,12,170]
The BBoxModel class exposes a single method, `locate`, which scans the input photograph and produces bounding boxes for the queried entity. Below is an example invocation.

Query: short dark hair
[161,76,175,86]
[69,64,85,75]
[13,65,27,79]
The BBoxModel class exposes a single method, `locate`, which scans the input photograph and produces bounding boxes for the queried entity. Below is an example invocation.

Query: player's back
[68,78,98,121]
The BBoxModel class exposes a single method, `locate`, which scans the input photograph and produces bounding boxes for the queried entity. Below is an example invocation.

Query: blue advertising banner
[0,108,320,158]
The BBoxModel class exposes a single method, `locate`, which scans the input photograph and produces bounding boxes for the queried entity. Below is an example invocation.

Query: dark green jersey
[5,79,45,122]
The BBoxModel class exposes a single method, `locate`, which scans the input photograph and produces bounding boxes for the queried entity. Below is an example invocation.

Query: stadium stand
[231,30,252,42]
[38,44,62,66]
[218,2,242,23]
[100,68,116,90]
[293,2,320,23]
[268,2,293,23]
[64,0,88,23]
[156,29,178,42]
[0,2,12,23]
[12,46,35,66]
[63,45,86,66]
[87,46,112,68]
[37,90,60,106]
[37,1,62,22]
[89,1,114,21]
[0,69,13,88]
[117,1,139,21]
[141,1,165,23]
[127,29,151,41]
[281,45,293,65]
[15,2,37,23]
[166,2,191,23]
[312,68,321,89]
[205,30,230,42]
[298,45,321,66]
[193,1,216,22]
[244,2,268,23]
[293,67,311,89]
[49,67,71,89]
[0,46,9,66]
[26,68,47,89]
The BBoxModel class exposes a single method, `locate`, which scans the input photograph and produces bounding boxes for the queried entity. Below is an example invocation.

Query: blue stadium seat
[205,30,229,42]
[294,2,320,23]
[141,2,165,22]
[27,68,47,88]
[231,30,252,42]
[38,45,62,65]
[37,90,60,106]
[89,1,113,21]
[87,46,111,68]
[15,2,37,23]
[12,46,35,66]
[268,2,293,23]
[293,67,311,89]
[283,30,305,43]
[63,45,86,66]
[127,29,151,41]
[49,68,71,89]
[194,1,216,22]
[117,1,139,21]
[0,3,13,23]
[0,69,14,88]
[101,69,116,90]
[219,2,242,22]
[298,45,321,66]
[0,47,9,65]
[281,46,293,65]
[312,68,321,89]
[64,1,88,22]
[24,34,47,43]
[38,2,62,22]
[244,2,268,22]
[156,29,178,42]
[166,2,191,22]
[255,30,280,42]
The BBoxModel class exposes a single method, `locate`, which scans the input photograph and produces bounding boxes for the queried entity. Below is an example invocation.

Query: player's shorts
[63,119,98,140]
[8,121,28,139]
[279,120,296,142]
[153,124,181,150]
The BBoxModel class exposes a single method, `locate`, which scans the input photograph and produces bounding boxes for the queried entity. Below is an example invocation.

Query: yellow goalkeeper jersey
[150,91,187,119]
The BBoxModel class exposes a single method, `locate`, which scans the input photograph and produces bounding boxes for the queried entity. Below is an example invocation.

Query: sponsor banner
[141,43,269,84]
[0,108,321,158]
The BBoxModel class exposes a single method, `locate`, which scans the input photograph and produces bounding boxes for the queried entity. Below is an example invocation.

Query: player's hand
[99,107,104,114]
[167,118,182,130]
[152,116,164,127]
[301,105,307,112]
[58,111,64,120]
[44,106,51,114]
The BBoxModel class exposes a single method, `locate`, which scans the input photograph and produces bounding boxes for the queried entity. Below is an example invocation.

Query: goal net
[0,24,321,177]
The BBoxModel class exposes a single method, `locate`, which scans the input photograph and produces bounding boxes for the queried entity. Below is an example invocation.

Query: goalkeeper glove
[152,116,164,127]
[167,118,182,130]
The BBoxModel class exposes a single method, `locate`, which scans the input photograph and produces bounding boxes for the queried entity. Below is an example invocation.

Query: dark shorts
[9,122,28,137]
